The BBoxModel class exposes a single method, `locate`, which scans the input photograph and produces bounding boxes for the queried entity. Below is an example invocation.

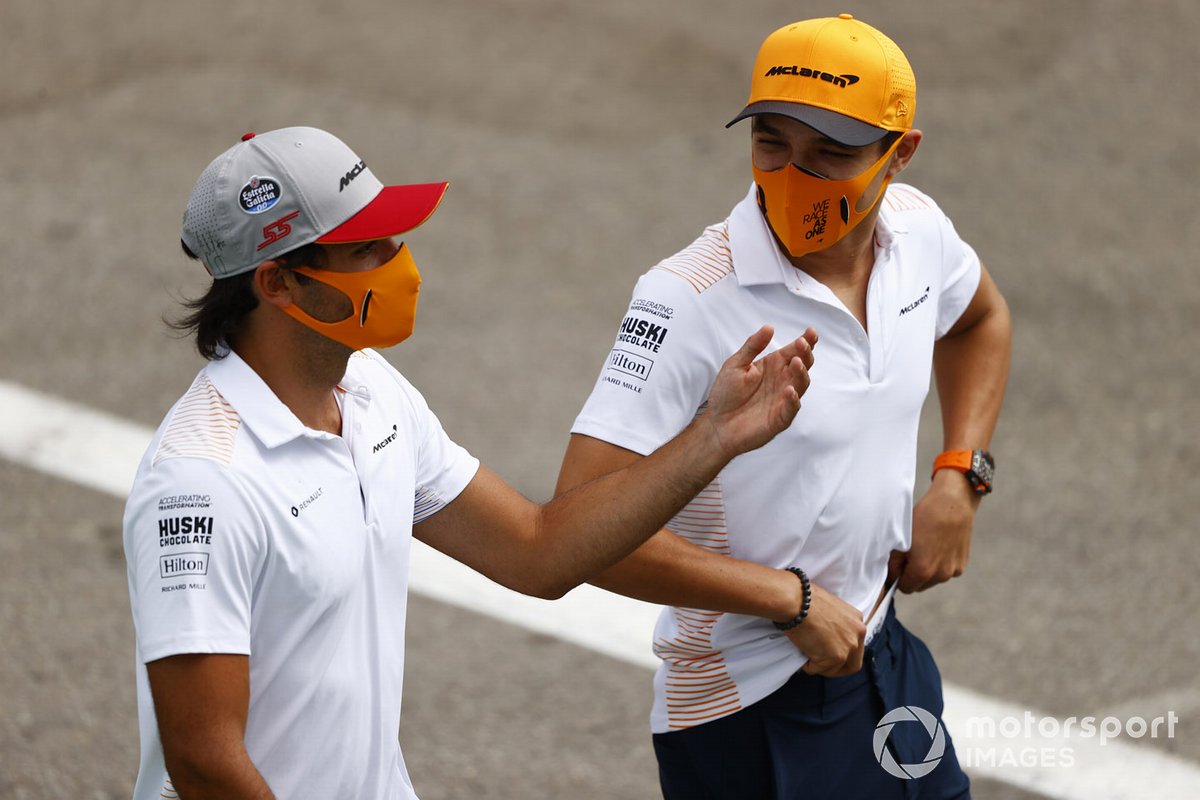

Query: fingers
[726,327,820,379]
[773,331,816,371]
[728,325,774,369]
[801,644,865,677]
[792,583,865,677]
[895,555,964,593]
[897,563,924,594]
[787,355,811,397]
[886,550,906,585]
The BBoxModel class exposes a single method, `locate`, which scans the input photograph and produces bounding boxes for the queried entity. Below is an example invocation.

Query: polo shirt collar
[728,184,909,288]
[204,349,350,449]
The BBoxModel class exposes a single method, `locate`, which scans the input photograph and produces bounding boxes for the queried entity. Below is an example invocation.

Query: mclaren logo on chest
[899,286,932,316]
[373,424,398,453]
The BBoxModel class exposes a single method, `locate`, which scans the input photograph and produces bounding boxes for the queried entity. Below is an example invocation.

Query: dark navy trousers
[653,604,970,800]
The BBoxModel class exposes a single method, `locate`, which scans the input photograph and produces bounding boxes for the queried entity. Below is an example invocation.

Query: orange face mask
[752,136,903,259]
[280,242,421,351]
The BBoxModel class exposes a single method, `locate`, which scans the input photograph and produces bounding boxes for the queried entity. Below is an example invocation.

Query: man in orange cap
[558,15,1010,797]
[122,126,818,799]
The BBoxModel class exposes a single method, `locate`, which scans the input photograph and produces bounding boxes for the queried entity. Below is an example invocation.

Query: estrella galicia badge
[239,175,282,214]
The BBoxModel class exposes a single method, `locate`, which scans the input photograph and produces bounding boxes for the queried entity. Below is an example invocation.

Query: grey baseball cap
[181,127,448,279]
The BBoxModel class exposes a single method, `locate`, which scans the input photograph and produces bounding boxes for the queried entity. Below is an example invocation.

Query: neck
[777,208,884,331]
[785,207,881,290]
[232,314,351,436]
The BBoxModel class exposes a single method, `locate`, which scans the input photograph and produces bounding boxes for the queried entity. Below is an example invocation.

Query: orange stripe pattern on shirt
[651,224,734,294]
[653,478,742,729]
[153,372,241,466]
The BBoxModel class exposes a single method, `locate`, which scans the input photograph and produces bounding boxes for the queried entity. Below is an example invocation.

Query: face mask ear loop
[853,136,906,215]
[279,296,350,340]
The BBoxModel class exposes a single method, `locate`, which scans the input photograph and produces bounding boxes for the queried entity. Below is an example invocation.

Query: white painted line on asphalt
[1102,687,1200,724]
[409,544,1200,799]
[0,380,146,497]
[4,377,1199,798]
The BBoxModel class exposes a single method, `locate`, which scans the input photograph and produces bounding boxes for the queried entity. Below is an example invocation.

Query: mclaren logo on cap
[764,65,860,88]
[239,176,282,214]
[340,160,367,192]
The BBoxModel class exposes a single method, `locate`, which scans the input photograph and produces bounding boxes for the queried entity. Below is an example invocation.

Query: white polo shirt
[124,348,479,799]
[572,183,980,733]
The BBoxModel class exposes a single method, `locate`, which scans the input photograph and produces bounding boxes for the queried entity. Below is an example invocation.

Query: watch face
[970,451,995,489]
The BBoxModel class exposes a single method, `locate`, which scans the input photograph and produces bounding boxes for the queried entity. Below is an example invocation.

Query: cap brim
[726,101,889,147]
[318,182,449,244]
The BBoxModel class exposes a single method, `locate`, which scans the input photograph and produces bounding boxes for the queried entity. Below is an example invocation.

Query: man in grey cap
[122,126,817,799]
[557,15,1009,797]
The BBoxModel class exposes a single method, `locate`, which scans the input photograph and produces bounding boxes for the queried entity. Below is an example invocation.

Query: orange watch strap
[933,450,973,476]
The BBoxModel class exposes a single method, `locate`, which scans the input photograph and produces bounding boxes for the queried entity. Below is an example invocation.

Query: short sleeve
[934,211,982,339]
[123,458,266,663]
[570,269,723,455]
[359,350,480,523]
[410,400,480,523]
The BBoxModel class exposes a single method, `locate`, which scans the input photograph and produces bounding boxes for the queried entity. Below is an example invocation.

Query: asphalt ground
[2,0,1198,797]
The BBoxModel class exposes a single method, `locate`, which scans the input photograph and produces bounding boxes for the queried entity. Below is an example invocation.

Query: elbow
[531,584,572,601]
[158,758,212,799]
[511,571,578,601]
[158,734,264,799]
[500,549,581,599]
[506,511,583,600]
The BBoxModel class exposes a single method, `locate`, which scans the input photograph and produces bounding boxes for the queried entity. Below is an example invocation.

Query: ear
[886,129,923,180]
[252,260,299,309]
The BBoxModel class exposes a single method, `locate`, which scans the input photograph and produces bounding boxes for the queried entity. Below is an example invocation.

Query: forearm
[934,283,1011,449]
[533,416,740,597]
[168,757,274,800]
[148,655,273,800]
[161,728,273,800]
[589,529,802,621]
[898,274,1011,592]
[420,325,813,599]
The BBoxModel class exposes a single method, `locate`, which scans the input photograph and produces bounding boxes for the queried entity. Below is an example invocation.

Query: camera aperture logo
[874,705,946,779]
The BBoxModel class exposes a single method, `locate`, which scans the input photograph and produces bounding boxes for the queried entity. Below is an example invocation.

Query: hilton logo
[608,349,653,382]
[160,553,210,579]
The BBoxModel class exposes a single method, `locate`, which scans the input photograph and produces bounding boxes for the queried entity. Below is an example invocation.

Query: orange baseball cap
[727,14,916,147]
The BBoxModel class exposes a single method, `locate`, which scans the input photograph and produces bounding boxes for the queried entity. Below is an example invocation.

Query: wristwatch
[933,449,995,495]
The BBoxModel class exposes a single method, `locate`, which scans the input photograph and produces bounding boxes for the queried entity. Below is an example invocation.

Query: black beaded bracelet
[772,567,812,631]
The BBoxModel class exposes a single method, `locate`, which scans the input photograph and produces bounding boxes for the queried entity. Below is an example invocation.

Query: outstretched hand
[701,325,818,458]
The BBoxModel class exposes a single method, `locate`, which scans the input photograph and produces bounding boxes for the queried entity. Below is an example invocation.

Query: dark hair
[880,130,903,152]
[169,241,323,360]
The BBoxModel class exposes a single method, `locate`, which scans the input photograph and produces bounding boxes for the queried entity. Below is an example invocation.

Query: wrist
[931,467,982,506]
[772,568,811,630]
[685,411,740,473]
[932,448,994,496]
[765,567,804,621]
